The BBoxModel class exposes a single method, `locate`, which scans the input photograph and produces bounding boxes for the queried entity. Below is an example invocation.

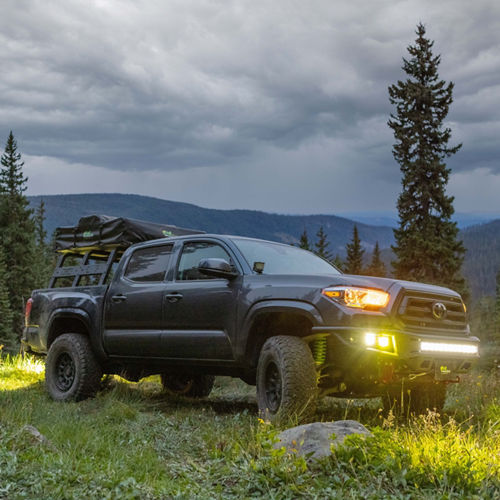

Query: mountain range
[27,193,499,300]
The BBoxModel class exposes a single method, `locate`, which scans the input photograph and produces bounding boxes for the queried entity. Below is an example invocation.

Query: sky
[1,0,499,215]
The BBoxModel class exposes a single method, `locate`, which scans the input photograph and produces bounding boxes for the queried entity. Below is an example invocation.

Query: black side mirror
[198,258,238,280]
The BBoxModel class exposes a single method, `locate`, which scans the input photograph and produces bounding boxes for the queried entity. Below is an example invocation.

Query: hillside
[461,219,500,299]
[28,193,395,255]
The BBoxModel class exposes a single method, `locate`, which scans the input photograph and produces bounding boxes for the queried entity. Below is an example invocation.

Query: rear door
[162,240,241,360]
[103,243,174,356]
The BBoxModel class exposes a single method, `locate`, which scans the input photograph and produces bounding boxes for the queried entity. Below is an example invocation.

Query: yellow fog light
[377,336,390,348]
[364,332,397,355]
[364,332,376,346]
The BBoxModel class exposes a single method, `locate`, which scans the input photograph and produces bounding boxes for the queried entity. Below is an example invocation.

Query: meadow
[0,355,499,499]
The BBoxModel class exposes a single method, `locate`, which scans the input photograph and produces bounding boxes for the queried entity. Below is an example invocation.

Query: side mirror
[198,258,238,280]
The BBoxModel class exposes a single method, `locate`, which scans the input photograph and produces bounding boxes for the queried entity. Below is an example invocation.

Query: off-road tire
[45,333,102,402]
[161,374,215,398]
[256,336,318,423]
[383,382,447,417]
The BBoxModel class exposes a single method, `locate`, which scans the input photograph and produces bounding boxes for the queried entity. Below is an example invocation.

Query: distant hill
[27,193,500,300]
[340,211,500,229]
[28,193,395,255]
[461,220,500,299]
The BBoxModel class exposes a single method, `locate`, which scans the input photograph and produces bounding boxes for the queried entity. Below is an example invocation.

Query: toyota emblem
[432,302,447,320]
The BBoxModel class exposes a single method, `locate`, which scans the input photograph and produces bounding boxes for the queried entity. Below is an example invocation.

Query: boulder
[274,420,371,460]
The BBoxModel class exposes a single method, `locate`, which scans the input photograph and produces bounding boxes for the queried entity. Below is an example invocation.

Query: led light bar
[420,341,478,355]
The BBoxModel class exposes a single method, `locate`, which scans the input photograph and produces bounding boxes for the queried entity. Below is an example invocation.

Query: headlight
[322,286,390,309]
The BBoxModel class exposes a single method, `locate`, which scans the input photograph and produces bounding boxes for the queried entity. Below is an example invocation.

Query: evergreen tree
[298,229,311,251]
[314,226,332,260]
[345,225,364,275]
[32,199,52,288]
[0,131,36,339]
[332,254,344,272]
[366,241,386,277]
[495,269,500,341]
[0,246,15,351]
[388,24,465,291]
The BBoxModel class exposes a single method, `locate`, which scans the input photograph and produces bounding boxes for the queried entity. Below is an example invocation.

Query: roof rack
[48,215,204,288]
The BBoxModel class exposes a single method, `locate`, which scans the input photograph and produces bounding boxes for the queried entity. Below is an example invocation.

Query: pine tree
[32,199,52,289]
[0,246,15,351]
[366,242,386,277]
[495,269,500,341]
[388,24,465,291]
[298,229,311,251]
[332,254,344,272]
[0,131,36,340]
[344,225,365,275]
[314,226,332,260]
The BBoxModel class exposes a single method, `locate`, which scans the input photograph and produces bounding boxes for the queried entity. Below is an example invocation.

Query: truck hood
[254,273,462,299]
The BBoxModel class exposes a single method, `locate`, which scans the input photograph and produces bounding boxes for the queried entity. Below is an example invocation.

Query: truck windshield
[231,238,342,275]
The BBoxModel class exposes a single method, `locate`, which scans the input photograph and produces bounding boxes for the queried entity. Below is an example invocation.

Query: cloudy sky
[1,0,499,214]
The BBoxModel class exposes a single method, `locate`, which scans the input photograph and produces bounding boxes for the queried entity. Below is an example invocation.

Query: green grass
[1,355,499,499]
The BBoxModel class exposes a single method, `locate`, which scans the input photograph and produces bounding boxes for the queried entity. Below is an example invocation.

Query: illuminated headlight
[364,332,397,354]
[420,342,479,355]
[322,286,390,309]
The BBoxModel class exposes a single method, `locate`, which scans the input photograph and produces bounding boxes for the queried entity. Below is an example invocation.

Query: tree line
[298,225,386,277]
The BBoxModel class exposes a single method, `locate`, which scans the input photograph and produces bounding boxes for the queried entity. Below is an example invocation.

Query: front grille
[397,293,467,332]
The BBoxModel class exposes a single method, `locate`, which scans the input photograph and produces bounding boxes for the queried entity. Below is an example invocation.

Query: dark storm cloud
[0,0,499,212]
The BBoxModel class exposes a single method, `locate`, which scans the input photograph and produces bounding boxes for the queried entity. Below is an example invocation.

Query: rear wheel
[256,336,318,423]
[383,382,447,416]
[161,374,215,398]
[45,333,102,402]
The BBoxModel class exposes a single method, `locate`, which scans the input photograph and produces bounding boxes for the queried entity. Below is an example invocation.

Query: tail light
[25,298,33,327]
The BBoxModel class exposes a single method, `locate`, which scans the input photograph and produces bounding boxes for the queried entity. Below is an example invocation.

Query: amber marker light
[322,286,389,309]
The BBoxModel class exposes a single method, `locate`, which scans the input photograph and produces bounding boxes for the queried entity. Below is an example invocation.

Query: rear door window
[124,245,174,282]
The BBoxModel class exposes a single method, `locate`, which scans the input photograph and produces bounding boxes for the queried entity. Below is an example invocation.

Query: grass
[0,355,499,499]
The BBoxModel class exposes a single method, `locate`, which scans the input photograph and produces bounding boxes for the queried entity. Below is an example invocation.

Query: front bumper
[311,326,480,396]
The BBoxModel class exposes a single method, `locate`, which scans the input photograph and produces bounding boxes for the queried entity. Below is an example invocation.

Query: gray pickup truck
[22,215,479,420]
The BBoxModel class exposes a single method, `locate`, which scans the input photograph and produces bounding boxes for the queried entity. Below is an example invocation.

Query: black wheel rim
[55,352,76,392]
[264,361,282,412]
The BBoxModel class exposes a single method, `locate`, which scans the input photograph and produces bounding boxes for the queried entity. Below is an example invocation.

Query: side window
[124,245,173,282]
[177,242,233,281]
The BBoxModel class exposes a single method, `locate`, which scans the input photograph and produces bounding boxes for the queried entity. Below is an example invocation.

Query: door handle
[111,294,127,303]
[165,293,183,303]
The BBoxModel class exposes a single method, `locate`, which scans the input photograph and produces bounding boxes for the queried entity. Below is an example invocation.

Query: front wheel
[161,374,215,398]
[45,333,102,402]
[256,336,318,423]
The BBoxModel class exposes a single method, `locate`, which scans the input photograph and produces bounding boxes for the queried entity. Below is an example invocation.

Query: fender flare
[46,307,95,348]
[238,300,324,360]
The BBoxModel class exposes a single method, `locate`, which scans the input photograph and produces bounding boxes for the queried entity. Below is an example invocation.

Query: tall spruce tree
[315,226,332,260]
[388,24,465,290]
[298,229,311,251]
[366,241,386,277]
[345,225,364,275]
[0,131,36,339]
[0,246,15,351]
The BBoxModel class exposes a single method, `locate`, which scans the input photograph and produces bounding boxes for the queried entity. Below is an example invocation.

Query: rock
[274,420,372,460]
[22,425,57,451]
